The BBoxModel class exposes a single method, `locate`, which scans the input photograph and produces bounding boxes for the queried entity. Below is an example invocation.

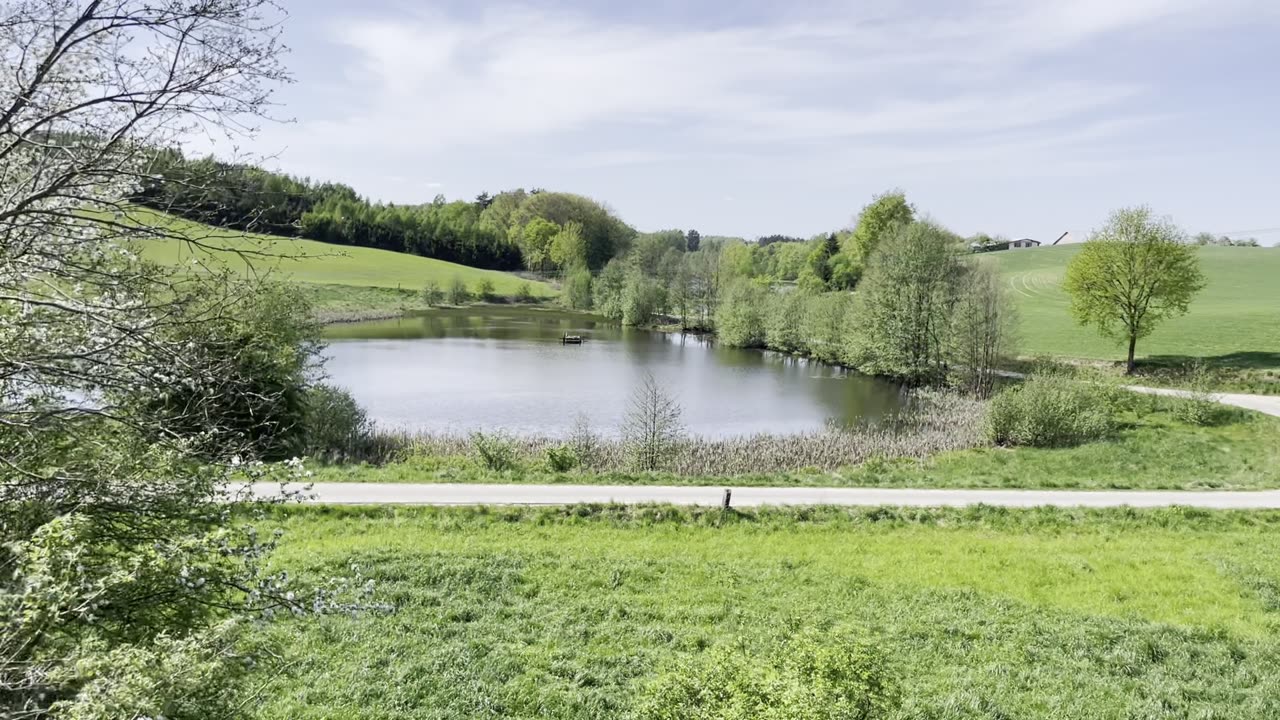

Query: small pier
[561,334,584,345]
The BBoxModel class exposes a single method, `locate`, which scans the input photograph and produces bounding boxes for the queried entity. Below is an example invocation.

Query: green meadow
[128,207,557,300]
[980,245,1280,367]
[248,506,1280,719]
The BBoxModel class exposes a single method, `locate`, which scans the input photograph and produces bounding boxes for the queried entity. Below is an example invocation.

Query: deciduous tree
[1064,207,1205,374]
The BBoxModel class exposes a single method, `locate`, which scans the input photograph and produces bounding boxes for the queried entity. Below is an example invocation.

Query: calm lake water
[323,308,907,438]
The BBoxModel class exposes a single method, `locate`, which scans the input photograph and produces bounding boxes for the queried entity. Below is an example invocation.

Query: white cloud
[268,0,1268,160]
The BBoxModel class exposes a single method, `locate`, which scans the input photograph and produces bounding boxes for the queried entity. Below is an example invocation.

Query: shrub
[545,445,579,472]
[471,431,518,471]
[987,375,1117,447]
[638,631,899,720]
[568,414,603,469]
[715,280,767,348]
[297,384,372,461]
[477,278,496,302]
[447,276,470,305]
[421,280,444,306]
[515,282,535,304]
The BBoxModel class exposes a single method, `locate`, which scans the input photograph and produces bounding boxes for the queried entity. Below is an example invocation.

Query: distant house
[970,237,1041,253]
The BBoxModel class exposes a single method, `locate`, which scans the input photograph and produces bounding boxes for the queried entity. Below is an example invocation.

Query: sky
[219,0,1280,243]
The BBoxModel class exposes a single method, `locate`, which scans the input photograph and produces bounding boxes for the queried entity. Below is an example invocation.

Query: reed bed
[356,391,988,475]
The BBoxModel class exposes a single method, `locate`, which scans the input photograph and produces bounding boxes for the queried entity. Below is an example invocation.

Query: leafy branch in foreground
[0,2,377,717]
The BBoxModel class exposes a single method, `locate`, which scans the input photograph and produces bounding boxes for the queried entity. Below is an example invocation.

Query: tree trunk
[1126,335,1137,375]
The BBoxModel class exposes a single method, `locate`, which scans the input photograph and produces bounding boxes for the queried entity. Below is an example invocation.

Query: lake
[323,307,907,438]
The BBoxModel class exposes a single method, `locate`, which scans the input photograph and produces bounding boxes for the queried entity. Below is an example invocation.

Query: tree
[549,220,587,272]
[714,280,768,348]
[448,276,472,305]
[0,2,369,716]
[846,222,963,384]
[422,280,445,306]
[593,259,628,320]
[477,278,496,302]
[845,190,916,263]
[947,264,1017,398]
[563,267,593,310]
[621,374,684,472]
[516,216,560,273]
[686,228,701,252]
[765,290,809,354]
[1064,207,1206,373]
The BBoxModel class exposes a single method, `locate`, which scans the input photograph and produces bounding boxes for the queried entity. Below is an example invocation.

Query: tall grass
[351,391,987,475]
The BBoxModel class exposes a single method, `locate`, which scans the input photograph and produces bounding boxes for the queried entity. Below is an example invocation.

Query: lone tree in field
[1063,207,1206,374]
[621,374,684,471]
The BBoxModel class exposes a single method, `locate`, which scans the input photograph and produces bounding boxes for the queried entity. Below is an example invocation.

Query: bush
[545,445,579,472]
[421,280,443,306]
[477,278,496,302]
[447,276,470,305]
[987,376,1117,447]
[638,631,899,720]
[297,384,373,461]
[515,282,535,304]
[471,431,518,471]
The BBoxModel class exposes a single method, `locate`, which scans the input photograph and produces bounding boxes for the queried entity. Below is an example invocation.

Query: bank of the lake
[315,405,1280,490]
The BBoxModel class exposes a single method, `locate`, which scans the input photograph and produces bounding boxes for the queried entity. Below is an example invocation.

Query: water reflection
[324,308,907,437]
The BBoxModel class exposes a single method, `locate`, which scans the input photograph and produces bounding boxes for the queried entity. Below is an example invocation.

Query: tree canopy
[1064,207,1206,373]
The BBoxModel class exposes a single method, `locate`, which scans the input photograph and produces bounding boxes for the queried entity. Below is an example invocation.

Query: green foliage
[947,264,1017,398]
[296,384,374,461]
[846,222,964,385]
[765,290,808,354]
[715,280,768,348]
[845,189,915,263]
[987,376,1118,447]
[509,191,636,271]
[1064,207,1206,372]
[514,282,535,304]
[622,265,667,326]
[470,432,519,471]
[516,216,561,272]
[127,282,321,461]
[563,267,593,310]
[477,278,496,302]
[447,276,471,305]
[550,220,588,271]
[639,632,899,720]
[544,445,580,473]
[802,292,853,364]
[421,280,444,306]
[593,258,628,320]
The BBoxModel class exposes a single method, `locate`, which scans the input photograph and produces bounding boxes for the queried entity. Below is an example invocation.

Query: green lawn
[315,407,1280,490]
[249,506,1280,718]
[127,207,557,299]
[980,245,1280,368]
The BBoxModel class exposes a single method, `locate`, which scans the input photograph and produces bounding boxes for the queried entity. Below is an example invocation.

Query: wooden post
[721,488,732,510]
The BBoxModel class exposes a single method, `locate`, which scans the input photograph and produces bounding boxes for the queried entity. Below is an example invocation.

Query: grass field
[980,245,1280,368]
[248,506,1280,718]
[127,207,557,300]
[315,405,1280,490]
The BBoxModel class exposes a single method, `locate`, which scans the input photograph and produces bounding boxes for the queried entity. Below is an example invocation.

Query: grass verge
[312,407,1280,490]
[247,505,1280,718]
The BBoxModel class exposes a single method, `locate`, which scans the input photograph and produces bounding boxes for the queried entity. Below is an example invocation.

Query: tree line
[136,152,636,271]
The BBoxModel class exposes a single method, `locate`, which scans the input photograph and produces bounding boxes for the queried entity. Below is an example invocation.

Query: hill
[979,245,1280,366]
[128,207,557,299]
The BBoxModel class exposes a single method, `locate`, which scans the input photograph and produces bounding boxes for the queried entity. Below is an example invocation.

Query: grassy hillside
[129,207,556,298]
[250,506,1280,718]
[980,245,1280,366]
